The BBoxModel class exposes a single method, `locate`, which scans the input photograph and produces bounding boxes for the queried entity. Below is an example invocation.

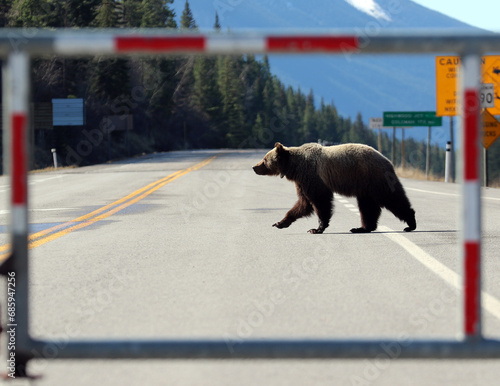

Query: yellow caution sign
[482,56,500,115]
[436,56,460,116]
[436,56,500,116]
[482,110,500,149]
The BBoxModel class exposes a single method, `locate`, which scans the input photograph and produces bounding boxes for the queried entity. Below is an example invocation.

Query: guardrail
[1,29,499,377]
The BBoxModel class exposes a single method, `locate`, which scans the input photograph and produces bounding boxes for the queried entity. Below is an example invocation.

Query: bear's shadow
[290,230,457,235]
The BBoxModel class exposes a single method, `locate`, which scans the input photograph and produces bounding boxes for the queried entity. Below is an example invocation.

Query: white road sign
[481,83,495,108]
[369,117,383,129]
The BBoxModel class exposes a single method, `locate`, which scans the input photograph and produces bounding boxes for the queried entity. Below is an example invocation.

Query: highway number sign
[481,83,495,108]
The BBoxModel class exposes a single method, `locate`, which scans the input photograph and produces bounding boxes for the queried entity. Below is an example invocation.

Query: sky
[412,0,500,32]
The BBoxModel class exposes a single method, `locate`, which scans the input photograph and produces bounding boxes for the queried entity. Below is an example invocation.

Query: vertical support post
[460,52,482,341]
[5,51,32,375]
[391,127,396,164]
[483,148,488,187]
[450,117,455,182]
[401,128,405,169]
[426,126,431,179]
[445,141,451,182]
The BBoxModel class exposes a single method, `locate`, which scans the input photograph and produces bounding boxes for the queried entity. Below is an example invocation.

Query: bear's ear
[275,142,286,154]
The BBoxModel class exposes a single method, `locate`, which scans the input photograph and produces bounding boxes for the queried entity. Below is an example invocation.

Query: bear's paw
[350,227,372,234]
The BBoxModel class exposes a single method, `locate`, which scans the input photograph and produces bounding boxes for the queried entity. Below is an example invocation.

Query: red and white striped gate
[0,30,498,372]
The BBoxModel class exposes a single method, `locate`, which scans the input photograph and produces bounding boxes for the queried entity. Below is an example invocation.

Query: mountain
[173,0,478,144]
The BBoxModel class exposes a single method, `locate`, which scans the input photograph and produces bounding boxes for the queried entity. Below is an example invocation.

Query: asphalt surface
[1,149,500,385]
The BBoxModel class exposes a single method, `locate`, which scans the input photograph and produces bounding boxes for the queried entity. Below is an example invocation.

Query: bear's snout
[252,162,267,175]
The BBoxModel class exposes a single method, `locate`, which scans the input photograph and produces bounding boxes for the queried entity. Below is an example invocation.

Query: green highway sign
[383,111,442,127]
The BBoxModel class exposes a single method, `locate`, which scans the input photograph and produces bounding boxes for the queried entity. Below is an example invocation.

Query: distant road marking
[0,155,218,263]
[406,187,458,197]
[0,208,75,215]
[406,187,500,201]
[379,225,500,322]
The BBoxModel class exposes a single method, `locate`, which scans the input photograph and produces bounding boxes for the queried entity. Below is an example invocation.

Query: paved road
[1,149,500,385]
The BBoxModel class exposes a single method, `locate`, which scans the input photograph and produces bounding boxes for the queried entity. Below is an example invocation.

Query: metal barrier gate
[1,30,500,375]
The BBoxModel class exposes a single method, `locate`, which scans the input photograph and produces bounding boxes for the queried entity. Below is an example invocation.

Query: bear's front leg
[273,196,313,229]
[273,218,292,228]
[305,184,333,235]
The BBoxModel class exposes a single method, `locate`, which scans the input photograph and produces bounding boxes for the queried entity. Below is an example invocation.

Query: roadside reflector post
[4,51,33,375]
[445,141,452,182]
[460,52,482,341]
[51,148,58,169]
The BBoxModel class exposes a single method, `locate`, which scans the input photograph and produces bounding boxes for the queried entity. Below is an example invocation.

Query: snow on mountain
[344,0,391,21]
[172,0,479,143]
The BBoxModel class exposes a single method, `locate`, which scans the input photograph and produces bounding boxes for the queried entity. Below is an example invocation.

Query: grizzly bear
[252,142,416,234]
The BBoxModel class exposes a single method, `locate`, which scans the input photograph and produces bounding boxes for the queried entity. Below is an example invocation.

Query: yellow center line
[0,155,218,262]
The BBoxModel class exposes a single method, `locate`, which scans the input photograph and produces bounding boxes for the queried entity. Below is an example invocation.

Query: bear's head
[252,142,289,178]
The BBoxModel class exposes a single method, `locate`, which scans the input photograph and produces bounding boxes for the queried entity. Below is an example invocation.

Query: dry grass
[29,165,77,174]
[395,166,444,182]
[395,166,500,188]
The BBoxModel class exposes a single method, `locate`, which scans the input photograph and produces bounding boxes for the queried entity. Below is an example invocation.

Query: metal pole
[401,128,405,169]
[25,337,500,359]
[391,127,396,164]
[450,116,455,182]
[460,52,482,341]
[483,148,488,187]
[426,126,431,179]
[5,51,32,376]
[445,141,451,182]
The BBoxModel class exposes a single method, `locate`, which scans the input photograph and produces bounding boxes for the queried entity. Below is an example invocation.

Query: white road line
[0,208,75,215]
[406,187,500,201]
[406,187,459,197]
[379,225,500,322]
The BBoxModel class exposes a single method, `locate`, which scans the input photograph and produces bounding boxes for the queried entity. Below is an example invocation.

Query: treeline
[1,0,497,184]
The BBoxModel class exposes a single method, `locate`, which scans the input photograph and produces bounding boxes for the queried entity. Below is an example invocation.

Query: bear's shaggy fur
[252,142,416,234]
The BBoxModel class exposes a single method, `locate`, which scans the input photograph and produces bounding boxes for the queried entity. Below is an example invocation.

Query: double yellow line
[0,155,218,263]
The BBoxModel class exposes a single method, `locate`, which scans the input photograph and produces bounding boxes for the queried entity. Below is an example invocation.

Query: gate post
[4,51,32,376]
[460,52,482,341]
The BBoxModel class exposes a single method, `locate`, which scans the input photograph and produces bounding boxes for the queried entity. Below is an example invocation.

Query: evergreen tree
[180,0,197,29]
[219,56,246,147]
[90,0,130,101]
[0,0,13,27]
[140,0,176,28]
[8,0,57,27]
[120,0,142,27]
[94,0,117,27]
[214,11,221,30]
[64,0,101,27]
[301,90,316,143]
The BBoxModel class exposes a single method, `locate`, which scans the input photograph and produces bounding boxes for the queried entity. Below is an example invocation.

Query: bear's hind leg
[384,195,417,232]
[351,196,381,233]
[403,208,416,232]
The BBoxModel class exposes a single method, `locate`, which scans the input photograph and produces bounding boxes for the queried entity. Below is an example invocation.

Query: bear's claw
[308,228,324,234]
